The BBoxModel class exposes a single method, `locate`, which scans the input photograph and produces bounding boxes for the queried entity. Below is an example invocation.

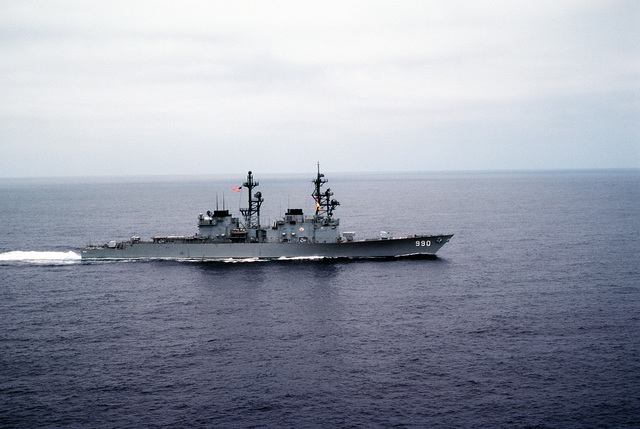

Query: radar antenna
[239,171,263,229]
[312,163,339,219]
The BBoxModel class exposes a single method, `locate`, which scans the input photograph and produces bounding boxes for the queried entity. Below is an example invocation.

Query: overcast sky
[1,1,638,178]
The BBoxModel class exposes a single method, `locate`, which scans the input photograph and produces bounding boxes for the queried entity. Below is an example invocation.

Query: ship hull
[81,234,453,261]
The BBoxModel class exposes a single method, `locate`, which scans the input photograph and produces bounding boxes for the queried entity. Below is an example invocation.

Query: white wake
[0,250,82,263]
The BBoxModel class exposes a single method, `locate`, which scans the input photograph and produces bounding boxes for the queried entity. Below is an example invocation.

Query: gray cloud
[0,0,638,177]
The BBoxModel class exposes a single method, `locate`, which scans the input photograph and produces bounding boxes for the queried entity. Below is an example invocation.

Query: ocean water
[1,170,638,428]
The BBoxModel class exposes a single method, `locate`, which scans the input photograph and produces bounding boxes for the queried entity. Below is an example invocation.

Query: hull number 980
[416,240,431,247]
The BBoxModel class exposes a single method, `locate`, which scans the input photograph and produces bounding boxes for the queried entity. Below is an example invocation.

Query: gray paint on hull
[81,235,453,260]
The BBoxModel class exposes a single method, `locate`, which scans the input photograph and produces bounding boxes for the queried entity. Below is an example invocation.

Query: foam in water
[0,251,82,262]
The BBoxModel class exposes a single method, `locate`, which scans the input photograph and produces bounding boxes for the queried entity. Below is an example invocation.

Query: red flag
[232,186,242,193]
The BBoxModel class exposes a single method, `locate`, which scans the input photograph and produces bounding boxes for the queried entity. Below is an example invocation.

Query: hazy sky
[1,1,638,178]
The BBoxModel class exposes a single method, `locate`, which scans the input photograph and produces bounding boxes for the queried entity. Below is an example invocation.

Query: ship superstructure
[82,166,452,260]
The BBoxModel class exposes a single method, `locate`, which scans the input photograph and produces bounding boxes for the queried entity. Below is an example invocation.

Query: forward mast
[239,171,264,241]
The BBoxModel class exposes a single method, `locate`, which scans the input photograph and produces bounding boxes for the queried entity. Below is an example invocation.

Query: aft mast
[312,163,339,219]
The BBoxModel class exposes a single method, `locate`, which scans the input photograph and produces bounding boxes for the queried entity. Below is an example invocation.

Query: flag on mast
[232,186,242,192]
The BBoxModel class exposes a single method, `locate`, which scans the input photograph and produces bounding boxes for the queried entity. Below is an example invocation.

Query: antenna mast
[239,171,263,229]
[311,162,339,219]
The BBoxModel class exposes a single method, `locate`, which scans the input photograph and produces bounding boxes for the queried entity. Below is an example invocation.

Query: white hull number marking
[416,240,431,247]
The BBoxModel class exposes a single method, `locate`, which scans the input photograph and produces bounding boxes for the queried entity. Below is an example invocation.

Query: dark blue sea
[1,170,639,428]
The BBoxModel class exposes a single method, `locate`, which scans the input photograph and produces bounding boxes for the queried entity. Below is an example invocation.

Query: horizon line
[1,167,638,182]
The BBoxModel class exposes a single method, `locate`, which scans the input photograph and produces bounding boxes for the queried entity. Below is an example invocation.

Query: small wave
[0,250,82,263]
[220,257,262,263]
[276,255,325,261]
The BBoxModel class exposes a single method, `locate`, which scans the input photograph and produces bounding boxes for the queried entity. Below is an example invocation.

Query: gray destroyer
[81,167,453,260]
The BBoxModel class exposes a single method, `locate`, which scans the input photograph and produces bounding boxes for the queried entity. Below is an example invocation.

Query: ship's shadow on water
[191,258,344,276]
[188,255,444,275]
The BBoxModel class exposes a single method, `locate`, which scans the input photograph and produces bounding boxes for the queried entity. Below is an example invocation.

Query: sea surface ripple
[1,171,639,427]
